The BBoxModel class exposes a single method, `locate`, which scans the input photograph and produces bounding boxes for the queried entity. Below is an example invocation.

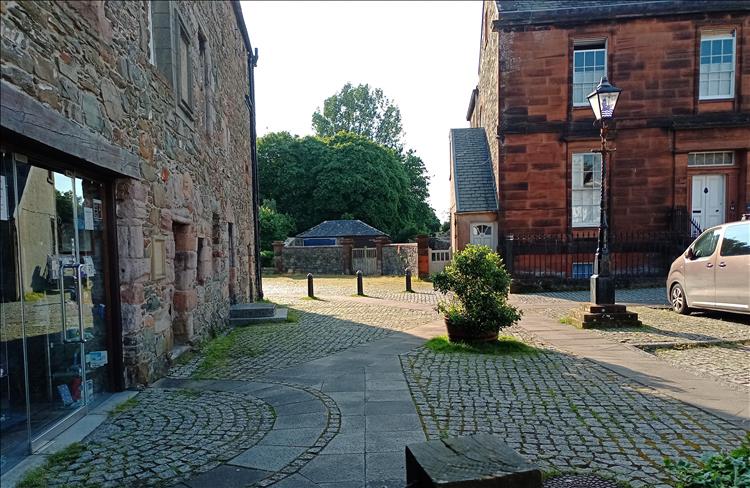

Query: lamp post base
[571,304,641,329]
[590,274,615,305]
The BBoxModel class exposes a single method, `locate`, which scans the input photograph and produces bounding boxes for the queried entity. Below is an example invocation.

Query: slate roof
[451,128,498,213]
[495,0,749,27]
[297,220,388,238]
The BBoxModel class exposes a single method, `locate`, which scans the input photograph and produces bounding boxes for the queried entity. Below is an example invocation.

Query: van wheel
[670,283,690,315]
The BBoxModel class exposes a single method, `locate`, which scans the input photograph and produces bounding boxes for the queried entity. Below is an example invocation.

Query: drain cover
[544,475,621,488]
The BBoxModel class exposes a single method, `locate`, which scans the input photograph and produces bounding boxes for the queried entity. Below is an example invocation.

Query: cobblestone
[47,389,274,487]
[170,299,437,380]
[263,275,442,305]
[401,346,746,487]
[651,342,750,392]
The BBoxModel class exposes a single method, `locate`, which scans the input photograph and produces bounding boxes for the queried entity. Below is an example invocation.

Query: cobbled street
[23,276,750,488]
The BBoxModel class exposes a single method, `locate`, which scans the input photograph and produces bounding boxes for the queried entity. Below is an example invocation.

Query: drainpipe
[246,47,263,300]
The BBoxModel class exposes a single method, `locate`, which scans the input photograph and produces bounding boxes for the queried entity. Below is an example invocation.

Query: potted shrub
[433,244,521,343]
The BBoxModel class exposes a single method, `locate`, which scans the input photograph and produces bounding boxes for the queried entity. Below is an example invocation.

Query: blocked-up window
[149,1,174,84]
[571,153,601,227]
[177,21,192,110]
[699,32,735,100]
[572,42,606,106]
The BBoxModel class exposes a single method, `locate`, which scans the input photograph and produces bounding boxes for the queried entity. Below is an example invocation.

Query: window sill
[698,96,734,102]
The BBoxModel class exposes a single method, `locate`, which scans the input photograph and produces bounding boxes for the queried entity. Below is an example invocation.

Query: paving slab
[365,430,425,453]
[229,445,307,471]
[185,465,271,488]
[366,452,405,482]
[300,453,365,483]
[366,414,422,432]
[259,427,323,447]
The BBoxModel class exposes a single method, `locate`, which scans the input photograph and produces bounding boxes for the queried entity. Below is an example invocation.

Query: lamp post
[586,76,621,305]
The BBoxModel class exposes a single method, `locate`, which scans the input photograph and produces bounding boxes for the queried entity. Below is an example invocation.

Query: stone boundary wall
[382,244,418,276]
[281,246,345,275]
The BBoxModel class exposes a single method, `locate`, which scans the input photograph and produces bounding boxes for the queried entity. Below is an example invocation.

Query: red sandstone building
[451,0,750,263]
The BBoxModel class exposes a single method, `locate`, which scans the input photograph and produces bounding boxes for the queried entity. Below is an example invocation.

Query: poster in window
[93,199,103,221]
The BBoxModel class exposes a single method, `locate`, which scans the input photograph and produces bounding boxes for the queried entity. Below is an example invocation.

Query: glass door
[0,153,112,467]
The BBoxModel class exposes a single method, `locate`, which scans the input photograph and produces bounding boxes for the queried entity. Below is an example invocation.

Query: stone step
[229,303,276,319]
[229,308,288,326]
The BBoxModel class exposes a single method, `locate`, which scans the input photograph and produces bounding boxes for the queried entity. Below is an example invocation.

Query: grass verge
[17,442,87,488]
[425,335,537,355]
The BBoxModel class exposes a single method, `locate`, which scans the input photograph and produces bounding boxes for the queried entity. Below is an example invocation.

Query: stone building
[0,0,260,467]
[451,0,750,251]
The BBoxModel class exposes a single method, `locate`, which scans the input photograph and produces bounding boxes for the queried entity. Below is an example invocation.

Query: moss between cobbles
[424,335,537,356]
[17,442,87,488]
[109,396,139,417]
[193,328,253,379]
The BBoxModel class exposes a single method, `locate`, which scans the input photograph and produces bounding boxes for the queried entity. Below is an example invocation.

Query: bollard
[405,268,412,292]
[356,270,364,296]
[307,273,314,298]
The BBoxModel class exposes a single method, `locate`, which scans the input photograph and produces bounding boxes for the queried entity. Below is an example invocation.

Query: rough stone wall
[281,246,344,275]
[1,1,258,386]
[382,244,418,276]
[491,12,750,235]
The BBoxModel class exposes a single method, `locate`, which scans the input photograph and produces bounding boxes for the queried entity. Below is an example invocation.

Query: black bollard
[356,270,364,296]
[405,268,412,292]
[307,273,314,298]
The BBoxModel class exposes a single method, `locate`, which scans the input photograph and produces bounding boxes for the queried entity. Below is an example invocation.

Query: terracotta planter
[445,318,498,343]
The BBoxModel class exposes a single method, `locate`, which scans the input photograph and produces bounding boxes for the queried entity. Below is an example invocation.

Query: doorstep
[0,390,138,487]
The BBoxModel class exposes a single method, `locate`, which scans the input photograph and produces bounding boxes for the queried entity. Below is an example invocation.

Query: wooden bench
[405,434,542,487]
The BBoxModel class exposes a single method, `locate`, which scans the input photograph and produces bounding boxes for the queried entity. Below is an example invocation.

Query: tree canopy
[312,83,403,150]
[258,131,439,241]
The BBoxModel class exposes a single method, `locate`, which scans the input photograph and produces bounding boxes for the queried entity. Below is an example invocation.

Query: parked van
[667,221,750,315]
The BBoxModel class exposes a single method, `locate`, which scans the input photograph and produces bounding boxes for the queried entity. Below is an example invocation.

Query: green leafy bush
[433,244,521,332]
[665,434,750,487]
[260,250,274,268]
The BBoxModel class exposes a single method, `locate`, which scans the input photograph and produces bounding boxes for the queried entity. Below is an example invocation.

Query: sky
[239,1,482,222]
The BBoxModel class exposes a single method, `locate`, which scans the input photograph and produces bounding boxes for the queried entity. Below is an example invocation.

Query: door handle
[60,262,86,344]
[705,263,714,268]
[718,262,726,268]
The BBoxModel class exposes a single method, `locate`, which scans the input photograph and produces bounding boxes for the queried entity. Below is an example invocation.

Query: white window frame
[572,40,607,107]
[688,151,734,168]
[571,152,602,228]
[699,32,736,100]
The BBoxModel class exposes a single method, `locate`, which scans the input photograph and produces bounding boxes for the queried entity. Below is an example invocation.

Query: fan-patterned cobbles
[46,389,274,487]
[171,299,437,380]
[401,347,746,488]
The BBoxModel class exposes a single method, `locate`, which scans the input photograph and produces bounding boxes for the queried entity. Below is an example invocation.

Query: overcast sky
[239,1,482,222]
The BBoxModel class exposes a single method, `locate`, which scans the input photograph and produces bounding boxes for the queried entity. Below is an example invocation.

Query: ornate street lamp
[586,76,620,305]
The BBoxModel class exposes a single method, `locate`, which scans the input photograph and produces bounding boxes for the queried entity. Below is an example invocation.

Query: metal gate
[352,248,378,275]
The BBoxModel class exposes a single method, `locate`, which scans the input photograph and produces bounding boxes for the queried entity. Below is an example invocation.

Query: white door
[691,175,725,231]
[470,223,495,249]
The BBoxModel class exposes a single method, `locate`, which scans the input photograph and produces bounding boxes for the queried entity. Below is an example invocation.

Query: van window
[692,229,721,258]
[720,223,750,257]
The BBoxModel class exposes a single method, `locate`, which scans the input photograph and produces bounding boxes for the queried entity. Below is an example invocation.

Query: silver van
[667,220,750,315]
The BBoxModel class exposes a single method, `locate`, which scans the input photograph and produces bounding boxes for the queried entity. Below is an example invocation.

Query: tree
[258,199,295,251]
[258,131,438,240]
[312,83,403,150]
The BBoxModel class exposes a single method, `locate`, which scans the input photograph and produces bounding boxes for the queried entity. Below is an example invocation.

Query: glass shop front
[1,150,118,473]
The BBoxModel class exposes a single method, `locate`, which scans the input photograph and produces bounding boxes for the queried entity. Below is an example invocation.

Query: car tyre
[670,283,690,315]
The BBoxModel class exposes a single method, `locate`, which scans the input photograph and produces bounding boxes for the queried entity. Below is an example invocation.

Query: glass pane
[595,50,605,65]
[574,51,584,66]
[700,40,710,56]
[585,51,594,65]
[722,39,733,55]
[78,178,111,405]
[0,153,29,470]
[720,224,750,257]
